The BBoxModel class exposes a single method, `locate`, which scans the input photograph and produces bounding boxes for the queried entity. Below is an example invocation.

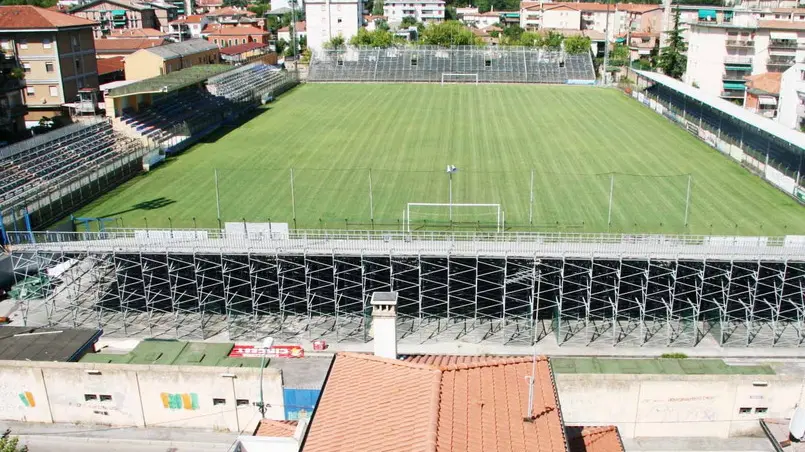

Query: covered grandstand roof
[142,39,218,59]
[634,69,805,152]
[106,64,233,97]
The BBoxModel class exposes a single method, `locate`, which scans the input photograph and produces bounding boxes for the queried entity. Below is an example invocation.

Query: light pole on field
[257,337,274,418]
[446,165,458,221]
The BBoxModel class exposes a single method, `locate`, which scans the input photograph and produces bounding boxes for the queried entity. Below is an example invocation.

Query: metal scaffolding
[7,230,805,346]
[308,46,596,84]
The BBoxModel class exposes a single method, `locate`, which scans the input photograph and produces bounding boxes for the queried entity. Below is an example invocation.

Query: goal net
[441,73,479,86]
[406,203,502,232]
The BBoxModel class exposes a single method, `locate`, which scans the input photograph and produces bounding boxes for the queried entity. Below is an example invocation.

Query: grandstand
[0,119,148,235]
[308,46,596,84]
[108,64,297,151]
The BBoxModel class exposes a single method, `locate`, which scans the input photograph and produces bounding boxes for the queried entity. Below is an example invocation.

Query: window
[99,395,112,402]
[484,59,491,67]
[43,38,51,49]
[236,399,250,406]
[22,63,30,73]
[337,17,343,23]
[71,35,78,47]
[45,62,53,73]
[49,86,58,97]
[84,394,98,401]
[26,86,34,95]
[738,407,752,414]
[337,58,344,66]
[755,407,768,414]
[213,398,226,406]
[19,39,27,49]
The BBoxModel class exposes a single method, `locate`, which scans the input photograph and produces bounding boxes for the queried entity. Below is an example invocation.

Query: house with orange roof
[0,5,100,126]
[167,14,208,39]
[206,25,269,48]
[744,72,781,118]
[298,293,625,452]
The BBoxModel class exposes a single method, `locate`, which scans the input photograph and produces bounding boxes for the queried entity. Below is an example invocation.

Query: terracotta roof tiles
[96,56,124,75]
[745,72,782,95]
[219,41,267,54]
[255,419,298,437]
[0,5,96,29]
[305,353,567,452]
[94,38,166,52]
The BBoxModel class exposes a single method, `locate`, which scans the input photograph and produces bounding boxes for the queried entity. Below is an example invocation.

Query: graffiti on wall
[160,393,199,410]
[18,392,35,408]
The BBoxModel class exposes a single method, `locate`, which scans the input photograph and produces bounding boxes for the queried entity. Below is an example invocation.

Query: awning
[698,9,717,20]
[723,82,747,90]
[725,65,752,71]
[770,31,797,40]
[759,96,778,106]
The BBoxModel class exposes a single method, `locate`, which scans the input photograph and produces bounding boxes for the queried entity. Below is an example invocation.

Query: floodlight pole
[449,172,453,221]
[214,168,221,224]
[529,168,534,225]
[368,168,374,221]
[607,173,614,227]
[290,168,297,222]
[602,0,612,84]
[683,174,692,227]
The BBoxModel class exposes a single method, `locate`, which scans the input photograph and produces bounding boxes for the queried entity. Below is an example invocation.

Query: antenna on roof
[523,308,538,422]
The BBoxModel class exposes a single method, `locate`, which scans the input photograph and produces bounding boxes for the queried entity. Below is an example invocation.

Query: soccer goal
[405,203,502,232]
[441,73,479,86]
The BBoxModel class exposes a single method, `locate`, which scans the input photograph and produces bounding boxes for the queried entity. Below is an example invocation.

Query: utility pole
[290,0,300,79]
[602,0,611,84]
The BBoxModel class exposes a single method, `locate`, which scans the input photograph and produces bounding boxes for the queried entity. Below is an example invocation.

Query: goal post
[406,203,502,232]
[441,73,479,86]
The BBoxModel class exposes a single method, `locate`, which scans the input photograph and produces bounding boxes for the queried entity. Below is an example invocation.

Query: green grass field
[76,83,805,235]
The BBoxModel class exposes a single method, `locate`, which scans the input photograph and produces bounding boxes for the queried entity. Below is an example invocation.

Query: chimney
[370,292,398,359]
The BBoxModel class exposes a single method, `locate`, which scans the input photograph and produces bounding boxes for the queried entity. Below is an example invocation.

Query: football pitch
[76,83,805,235]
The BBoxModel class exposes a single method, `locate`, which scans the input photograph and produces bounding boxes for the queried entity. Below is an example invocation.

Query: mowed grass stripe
[74,84,805,235]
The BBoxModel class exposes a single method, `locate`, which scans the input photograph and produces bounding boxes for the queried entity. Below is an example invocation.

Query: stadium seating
[0,120,142,206]
[645,84,803,174]
[308,46,596,84]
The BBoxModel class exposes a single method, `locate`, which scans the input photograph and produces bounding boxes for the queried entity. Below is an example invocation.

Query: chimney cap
[370,291,398,306]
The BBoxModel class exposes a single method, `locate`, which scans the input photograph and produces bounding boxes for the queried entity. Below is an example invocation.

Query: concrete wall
[556,373,804,438]
[0,360,283,432]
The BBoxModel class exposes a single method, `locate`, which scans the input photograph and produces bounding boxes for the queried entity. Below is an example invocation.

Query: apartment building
[69,0,158,38]
[463,10,501,28]
[518,2,662,39]
[167,14,208,39]
[685,17,805,105]
[305,0,362,51]
[383,0,445,25]
[776,62,805,129]
[206,25,269,48]
[0,6,99,126]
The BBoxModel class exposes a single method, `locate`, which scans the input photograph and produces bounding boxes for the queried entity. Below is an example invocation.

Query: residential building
[277,21,306,44]
[167,14,207,39]
[776,62,805,129]
[96,55,124,82]
[541,4,581,30]
[105,26,168,38]
[206,25,269,48]
[456,6,479,19]
[517,2,662,38]
[470,24,502,45]
[519,2,541,30]
[219,41,276,64]
[146,0,179,31]
[205,7,264,29]
[744,71,781,118]
[624,31,659,61]
[123,38,217,79]
[383,0,445,25]
[462,10,501,28]
[94,36,165,58]
[684,18,805,105]
[363,15,384,31]
[0,5,100,126]
[195,0,223,13]
[69,0,158,38]
[305,0,362,51]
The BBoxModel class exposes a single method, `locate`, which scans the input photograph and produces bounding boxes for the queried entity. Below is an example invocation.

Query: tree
[400,16,418,28]
[609,43,629,66]
[275,38,288,56]
[323,35,346,49]
[657,9,687,79]
[350,27,398,47]
[372,0,384,15]
[542,31,563,49]
[420,20,478,46]
[501,24,523,44]
[375,18,390,31]
[517,31,542,47]
[563,35,590,54]
[0,430,27,452]
[222,0,247,7]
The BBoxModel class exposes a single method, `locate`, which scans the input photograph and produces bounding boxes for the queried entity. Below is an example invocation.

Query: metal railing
[723,55,752,65]
[720,90,745,98]
[769,39,800,49]
[725,40,754,47]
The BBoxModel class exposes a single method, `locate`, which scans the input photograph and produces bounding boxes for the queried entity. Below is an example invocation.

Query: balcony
[724,55,752,65]
[721,90,745,98]
[769,39,800,49]
[725,40,754,48]
[767,57,796,71]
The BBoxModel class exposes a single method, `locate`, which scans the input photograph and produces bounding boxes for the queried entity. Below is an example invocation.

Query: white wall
[556,373,805,438]
[685,25,730,97]
[305,0,362,51]
[0,360,284,432]
[384,0,445,24]
[777,63,805,129]
[542,8,581,30]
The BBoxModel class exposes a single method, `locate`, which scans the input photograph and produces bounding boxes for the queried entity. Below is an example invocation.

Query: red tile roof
[196,0,223,6]
[304,353,567,452]
[94,37,166,52]
[206,25,267,36]
[206,6,254,16]
[96,56,124,75]
[745,72,782,95]
[255,419,298,437]
[107,27,168,38]
[219,41,267,55]
[278,21,305,33]
[0,5,96,29]
[170,14,205,24]
[566,426,625,452]
[404,354,526,366]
